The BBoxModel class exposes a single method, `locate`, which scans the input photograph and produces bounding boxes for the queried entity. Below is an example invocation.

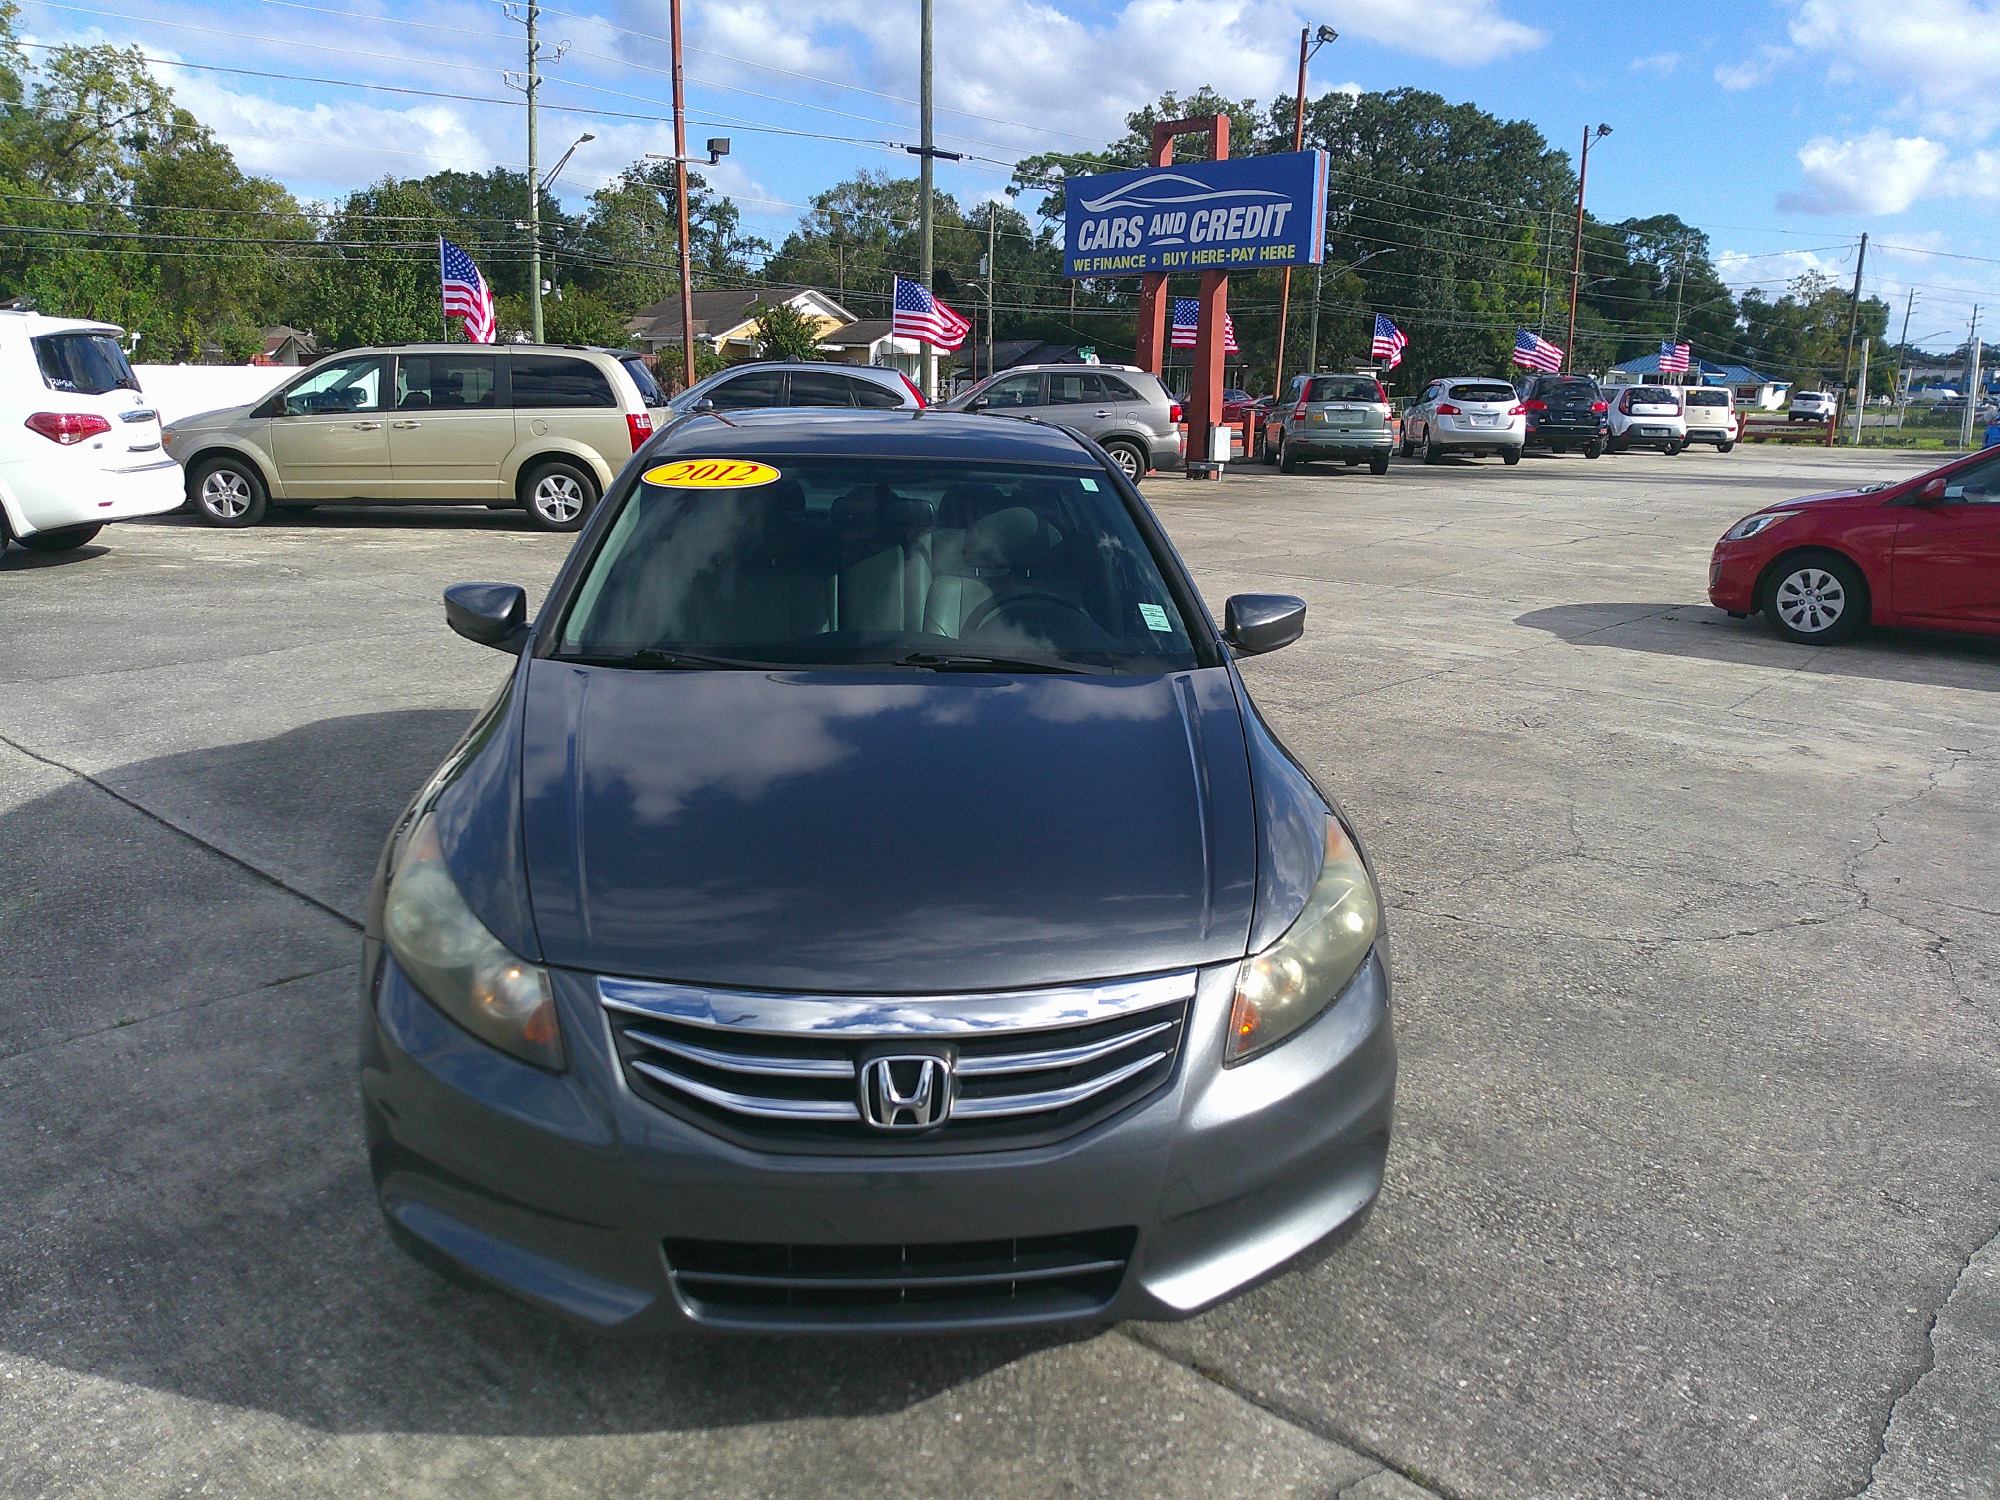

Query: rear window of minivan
[513,355,615,408]
[1449,383,1519,404]
[34,331,140,395]
[620,356,667,408]
[1305,376,1381,403]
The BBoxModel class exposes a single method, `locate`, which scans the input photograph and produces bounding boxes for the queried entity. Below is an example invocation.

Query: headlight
[383,814,565,1070]
[1227,817,1381,1065]
[1722,512,1789,541]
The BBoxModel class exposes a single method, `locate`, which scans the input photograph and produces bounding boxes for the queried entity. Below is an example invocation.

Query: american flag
[1659,340,1691,373]
[1370,313,1408,369]
[891,275,970,350]
[1169,297,1239,352]
[440,237,495,344]
[1513,328,1564,374]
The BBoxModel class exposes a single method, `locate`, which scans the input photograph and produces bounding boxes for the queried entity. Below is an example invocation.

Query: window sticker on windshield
[1138,603,1172,632]
[1079,476,1100,491]
[642,459,781,489]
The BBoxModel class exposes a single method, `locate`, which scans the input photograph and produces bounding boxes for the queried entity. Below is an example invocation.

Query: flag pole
[439,237,449,342]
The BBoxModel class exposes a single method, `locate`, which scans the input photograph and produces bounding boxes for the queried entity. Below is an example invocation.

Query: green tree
[567,160,766,316]
[291,178,454,349]
[748,297,825,360]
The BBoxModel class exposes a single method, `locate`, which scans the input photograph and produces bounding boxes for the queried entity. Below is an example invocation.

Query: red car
[1709,446,2000,643]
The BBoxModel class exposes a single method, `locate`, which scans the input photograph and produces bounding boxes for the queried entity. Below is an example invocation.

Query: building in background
[627,288,853,362]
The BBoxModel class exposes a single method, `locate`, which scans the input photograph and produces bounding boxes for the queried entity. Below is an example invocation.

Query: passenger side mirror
[445,582,531,654]
[1914,477,1948,505]
[692,397,717,414]
[1223,594,1307,656]
[965,396,990,412]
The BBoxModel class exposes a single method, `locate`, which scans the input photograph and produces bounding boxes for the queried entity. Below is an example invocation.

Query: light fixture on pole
[1271,23,1337,403]
[542,132,593,192]
[1564,123,1611,372]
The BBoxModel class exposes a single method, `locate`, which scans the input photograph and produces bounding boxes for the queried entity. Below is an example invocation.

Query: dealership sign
[1062,151,1328,277]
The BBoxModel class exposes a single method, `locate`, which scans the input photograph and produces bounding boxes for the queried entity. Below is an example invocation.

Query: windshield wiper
[560,648,778,670]
[890,651,1096,675]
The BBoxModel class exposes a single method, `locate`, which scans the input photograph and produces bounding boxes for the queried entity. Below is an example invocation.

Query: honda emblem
[859,1054,953,1130]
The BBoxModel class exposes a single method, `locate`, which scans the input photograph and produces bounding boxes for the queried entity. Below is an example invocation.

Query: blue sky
[18,0,2000,352]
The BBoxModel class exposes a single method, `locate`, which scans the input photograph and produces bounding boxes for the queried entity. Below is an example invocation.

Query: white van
[0,312,181,553]
[1681,386,1737,451]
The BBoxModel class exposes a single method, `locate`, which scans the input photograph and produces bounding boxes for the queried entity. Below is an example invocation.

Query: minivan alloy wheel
[201,468,253,518]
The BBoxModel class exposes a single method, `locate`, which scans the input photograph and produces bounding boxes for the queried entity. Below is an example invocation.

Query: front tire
[521,459,599,532]
[1397,429,1415,458]
[1422,432,1441,465]
[1102,440,1145,482]
[1765,552,1866,644]
[19,523,102,553]
[189,455,269,528]
[1276,434,1299,473]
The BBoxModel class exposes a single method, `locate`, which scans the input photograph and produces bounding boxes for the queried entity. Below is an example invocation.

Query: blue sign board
[1063,151,1328,278]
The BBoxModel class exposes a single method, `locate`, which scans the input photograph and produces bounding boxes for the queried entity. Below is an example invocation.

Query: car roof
[0,310,123,336]
[697,360,902,375]
[318,343,633,358]
[645,407,1103,466]
[988,362,1146,375]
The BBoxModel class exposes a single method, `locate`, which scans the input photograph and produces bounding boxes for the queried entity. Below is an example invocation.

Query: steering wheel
[961,590,1096,638]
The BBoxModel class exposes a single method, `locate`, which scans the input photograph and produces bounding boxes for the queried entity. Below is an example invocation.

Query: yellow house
[628,288,856,362]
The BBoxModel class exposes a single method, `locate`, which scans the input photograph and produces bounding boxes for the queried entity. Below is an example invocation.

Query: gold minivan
[163,344,667,531]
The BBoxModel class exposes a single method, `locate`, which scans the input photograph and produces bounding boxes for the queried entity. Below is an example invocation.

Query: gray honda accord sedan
[360,408,1396,1333]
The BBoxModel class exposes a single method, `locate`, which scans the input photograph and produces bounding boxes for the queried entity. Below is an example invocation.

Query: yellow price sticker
[642,459,781,489]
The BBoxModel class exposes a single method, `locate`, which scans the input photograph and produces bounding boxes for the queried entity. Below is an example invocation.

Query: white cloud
[1777,131,1950,214]
[1631,51,1683,74]
[1786,0,2000,138]
[1714,44,1790,90]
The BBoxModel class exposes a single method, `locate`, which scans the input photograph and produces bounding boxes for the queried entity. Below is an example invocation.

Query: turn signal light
[1435,403,1461,416]
[1591,401,1609,413]
[1291,401,1307,420]
[24,412,112,445]
[1171,403,1185,424]
[625,411,653,451]
[1508,403,1527,416]
[1523,399,1547,411]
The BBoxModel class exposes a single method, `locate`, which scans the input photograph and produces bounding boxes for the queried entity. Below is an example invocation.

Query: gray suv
[1265,373,1394,474]
[942,364,1184,480]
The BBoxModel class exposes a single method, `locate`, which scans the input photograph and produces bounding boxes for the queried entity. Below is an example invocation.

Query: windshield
[34,331,139,396]
[555,457,1202,674]
[1305,376,1380,403]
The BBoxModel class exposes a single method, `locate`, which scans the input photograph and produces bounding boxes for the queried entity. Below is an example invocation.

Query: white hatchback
[1604,385,1687,454]
[0,312,181,553]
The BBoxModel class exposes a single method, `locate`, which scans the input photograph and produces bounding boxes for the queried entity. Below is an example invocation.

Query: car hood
[1766,485,1896,511]
[514,662,1258,992]
[165,402,258,433]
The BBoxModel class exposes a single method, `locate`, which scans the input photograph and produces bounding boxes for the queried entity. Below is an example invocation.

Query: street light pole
[1895,288,1916,429]
[1565,123,1610,372]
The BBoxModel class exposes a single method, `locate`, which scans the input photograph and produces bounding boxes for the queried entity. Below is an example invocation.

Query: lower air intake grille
[664,1227,1137,1327]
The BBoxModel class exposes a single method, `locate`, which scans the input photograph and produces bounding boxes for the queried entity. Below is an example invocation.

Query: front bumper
[360,950,1396,1334]
[1708,542,1763,612]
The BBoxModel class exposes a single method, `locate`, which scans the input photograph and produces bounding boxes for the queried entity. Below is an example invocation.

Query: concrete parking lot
[2,445,1995,1500]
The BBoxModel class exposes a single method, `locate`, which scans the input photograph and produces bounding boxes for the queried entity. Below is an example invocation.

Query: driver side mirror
[1913,477,1948,505]
[1223,594,1307,656]
[966,396,990,412]
[691,397,717,414]
[445,582,531,654]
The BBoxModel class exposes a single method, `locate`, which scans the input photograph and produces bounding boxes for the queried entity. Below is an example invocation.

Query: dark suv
[1518,374,1609,458]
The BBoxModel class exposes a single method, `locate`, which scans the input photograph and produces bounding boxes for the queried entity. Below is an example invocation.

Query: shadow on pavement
[1516,601,2000,692]
[137,505,538,535]
[0,709,1077,1435]
[0,542,110,569]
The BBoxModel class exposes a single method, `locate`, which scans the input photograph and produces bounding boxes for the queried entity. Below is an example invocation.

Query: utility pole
[1895,288,1916,428]
[986,202,996,381]
[919,0,935,399]
[1272,27,1314,401]
[1307,261,1324,375]
[524,2,543,343]
[1851,337,1869,445]
[1963,305,1982,450]
[1835,232,1868,444]
[670,0,694,390]
[1565,124,1611,371]
[1671,250,1686,344]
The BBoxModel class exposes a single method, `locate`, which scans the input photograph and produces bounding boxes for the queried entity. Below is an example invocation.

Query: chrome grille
[665,1227,1136,1327]
[600,971,1193,1153]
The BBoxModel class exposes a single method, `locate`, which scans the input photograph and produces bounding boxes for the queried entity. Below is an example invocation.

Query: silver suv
[1265,372,1393,474]
[667,361,924,415]
[940,364,1184,480]
[164,344,668,532]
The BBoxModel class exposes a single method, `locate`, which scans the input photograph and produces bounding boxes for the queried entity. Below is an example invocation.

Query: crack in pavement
[1114,1328,1452,1500]
[1843,1217,2000,1500]
[0,730,361,933]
